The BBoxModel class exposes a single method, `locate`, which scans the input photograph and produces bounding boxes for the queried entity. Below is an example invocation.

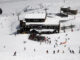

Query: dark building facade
[18,12,60,34]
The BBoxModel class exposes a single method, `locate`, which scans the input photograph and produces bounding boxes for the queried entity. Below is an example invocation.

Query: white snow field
[0,0,80,60]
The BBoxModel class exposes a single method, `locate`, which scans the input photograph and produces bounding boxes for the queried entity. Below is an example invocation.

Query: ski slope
[0,0,80,60]
[0,31,80,60]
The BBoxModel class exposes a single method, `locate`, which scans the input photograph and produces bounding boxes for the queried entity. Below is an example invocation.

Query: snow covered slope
[0,0,80,60]
[0,31,80,60]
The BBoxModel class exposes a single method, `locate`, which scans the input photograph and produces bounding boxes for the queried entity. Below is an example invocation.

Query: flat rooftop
[25,13,46,19]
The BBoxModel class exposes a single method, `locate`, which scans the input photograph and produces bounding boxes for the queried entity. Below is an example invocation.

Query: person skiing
[69,50,72,53]
[62,50,64,53]
[60,40,67,45]
[58,36,60,39]
[79,47,80,54]
[34,48,35,52]
[46,50,48,54]
[57,50,59,53]
[65,34,68,36]
[68,38,70,40]
[24,47,26,51]
[3,45,6,48]
[72,50,75,54]
[53,50,55,54]
[49,40,51,44]
[13,51,16,56]
[54,45,55,48]
[79,50,80,54]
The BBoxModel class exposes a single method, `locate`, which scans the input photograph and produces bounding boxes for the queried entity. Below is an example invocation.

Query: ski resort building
[60,7,78,15]
[18,10,60,34]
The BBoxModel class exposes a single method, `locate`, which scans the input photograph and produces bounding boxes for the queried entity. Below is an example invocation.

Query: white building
[18,10,60,34]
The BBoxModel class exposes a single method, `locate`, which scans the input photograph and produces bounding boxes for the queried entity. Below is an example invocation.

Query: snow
[0,15,19,35]
[0,31,80,60]
[0,0,80,60]
[24,12,46,19]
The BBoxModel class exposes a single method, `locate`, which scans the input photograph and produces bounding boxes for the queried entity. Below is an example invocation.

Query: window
[25,19,45,22]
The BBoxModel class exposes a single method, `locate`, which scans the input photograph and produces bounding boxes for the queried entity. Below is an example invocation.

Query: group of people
[40,37,51,45]
[46,50,65,54]
[13,33,80,56]
[45,46,80,54]
[45,37,51,44]
[13,46,80,56]
[43,34,80,54]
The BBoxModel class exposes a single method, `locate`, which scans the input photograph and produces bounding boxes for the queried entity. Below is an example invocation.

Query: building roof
[24,12,46,19]
[19,9,46,20]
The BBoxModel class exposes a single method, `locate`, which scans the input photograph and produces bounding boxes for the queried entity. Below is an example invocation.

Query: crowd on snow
[43,34,80,54]
[2,34,80,56]
[12,34,80,56]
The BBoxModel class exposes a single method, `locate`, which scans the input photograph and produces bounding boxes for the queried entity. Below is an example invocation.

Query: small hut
[60,7,78,15]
